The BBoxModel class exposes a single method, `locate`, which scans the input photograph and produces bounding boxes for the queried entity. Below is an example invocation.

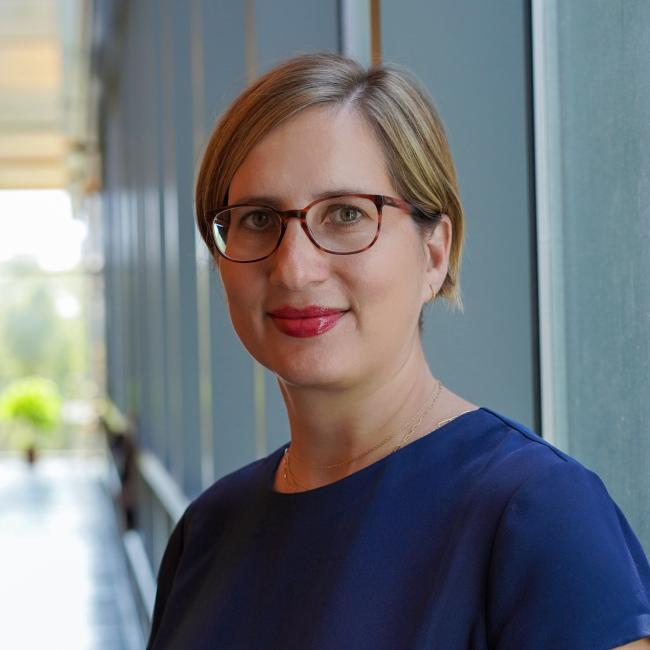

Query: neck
[277,339,443,485]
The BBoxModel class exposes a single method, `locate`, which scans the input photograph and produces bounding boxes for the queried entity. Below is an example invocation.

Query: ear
[420,214,452,304]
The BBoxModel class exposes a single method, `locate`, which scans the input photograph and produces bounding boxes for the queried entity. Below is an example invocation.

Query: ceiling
[0,0,96,190]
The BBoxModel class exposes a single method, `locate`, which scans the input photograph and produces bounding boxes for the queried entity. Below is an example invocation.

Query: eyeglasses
[208,193,436,263]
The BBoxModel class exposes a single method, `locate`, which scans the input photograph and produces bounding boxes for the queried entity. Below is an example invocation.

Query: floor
[0,453,144,649]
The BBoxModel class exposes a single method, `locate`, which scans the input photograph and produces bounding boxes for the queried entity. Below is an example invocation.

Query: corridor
[0,454,144,649]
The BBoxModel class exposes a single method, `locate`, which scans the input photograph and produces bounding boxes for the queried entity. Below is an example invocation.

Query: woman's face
[220,104,450,391]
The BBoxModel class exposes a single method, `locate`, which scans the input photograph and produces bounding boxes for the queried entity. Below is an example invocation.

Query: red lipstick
[268,305,347,338]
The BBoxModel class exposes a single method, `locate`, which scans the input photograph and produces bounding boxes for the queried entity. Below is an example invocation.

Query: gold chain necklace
[282,380,445,491]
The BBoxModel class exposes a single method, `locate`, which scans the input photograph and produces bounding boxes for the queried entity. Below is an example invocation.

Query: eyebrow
[231,188,367,207]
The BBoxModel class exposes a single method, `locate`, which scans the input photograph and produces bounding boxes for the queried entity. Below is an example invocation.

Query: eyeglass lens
[212,195,380,261]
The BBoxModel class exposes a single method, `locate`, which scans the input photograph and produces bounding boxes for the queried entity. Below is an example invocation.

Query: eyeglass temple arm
[382,196,441,219]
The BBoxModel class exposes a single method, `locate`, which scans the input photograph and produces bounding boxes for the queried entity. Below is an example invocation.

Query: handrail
[137,449,190,523]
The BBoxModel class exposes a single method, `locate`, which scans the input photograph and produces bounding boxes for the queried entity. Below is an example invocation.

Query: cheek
[220,272,261,336]
[353,252,423,334]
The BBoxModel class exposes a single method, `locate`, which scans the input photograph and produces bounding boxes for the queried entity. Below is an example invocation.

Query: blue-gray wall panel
[381,0,538,430]
[255,0,340,74]
[199,0,257,478]
[547,0,650,549]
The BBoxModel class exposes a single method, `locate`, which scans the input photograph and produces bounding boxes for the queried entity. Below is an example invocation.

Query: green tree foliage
[0,257,94,450]
[0,376,63,449]
[0,377,61,430]
[0,258,87,393]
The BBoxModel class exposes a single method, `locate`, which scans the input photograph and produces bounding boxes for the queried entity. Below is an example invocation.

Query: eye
[241,209,275,230]
[328,205,366,224]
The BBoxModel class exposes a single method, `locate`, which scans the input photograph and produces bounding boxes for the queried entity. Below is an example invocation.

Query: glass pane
[215,207,281,260]
[308,195,378,252]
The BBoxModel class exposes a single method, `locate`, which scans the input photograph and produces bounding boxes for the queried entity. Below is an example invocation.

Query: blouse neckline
[265,406,486,500]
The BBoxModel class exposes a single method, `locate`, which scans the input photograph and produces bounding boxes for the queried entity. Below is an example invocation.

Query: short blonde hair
[195,52,464,311]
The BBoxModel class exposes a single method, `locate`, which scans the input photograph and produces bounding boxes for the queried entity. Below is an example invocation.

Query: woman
[147,53,650,649]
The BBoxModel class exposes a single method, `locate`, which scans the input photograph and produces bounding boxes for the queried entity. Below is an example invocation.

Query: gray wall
[381,0,539,430]
[100,0,204,499]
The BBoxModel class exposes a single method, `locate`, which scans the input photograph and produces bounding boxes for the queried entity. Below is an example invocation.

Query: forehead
[228,104,397,206]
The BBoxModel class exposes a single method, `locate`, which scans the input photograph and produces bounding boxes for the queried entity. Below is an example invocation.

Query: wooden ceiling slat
[0,0,91,191]
[0,132,67,158]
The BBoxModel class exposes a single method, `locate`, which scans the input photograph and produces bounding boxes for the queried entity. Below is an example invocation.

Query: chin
[235,317,368,388]
[276,369,357,391]
[262,347,363,391]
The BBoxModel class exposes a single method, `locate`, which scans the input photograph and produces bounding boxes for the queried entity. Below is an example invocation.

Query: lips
[268,305,347,338]
[270,305,345,318]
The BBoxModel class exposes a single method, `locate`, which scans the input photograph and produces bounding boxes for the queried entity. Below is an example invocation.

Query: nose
[267,218,329,290]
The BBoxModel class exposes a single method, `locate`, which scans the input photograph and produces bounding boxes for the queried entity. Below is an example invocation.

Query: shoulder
[147,445,286,647]
[466,406,640,548]
[478,406,574,465]
[467,406,592,499]
[477,410,650,649]
[183,444,286,536]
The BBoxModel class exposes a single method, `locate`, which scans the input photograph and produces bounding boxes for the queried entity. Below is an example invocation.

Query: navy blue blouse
[147,407,650,649]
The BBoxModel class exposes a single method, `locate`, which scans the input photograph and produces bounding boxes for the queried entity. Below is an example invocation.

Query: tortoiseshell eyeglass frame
[207,193,439,263]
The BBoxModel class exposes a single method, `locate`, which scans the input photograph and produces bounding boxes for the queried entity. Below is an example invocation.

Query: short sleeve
[146,506,190,649]
[487,459,650,650]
